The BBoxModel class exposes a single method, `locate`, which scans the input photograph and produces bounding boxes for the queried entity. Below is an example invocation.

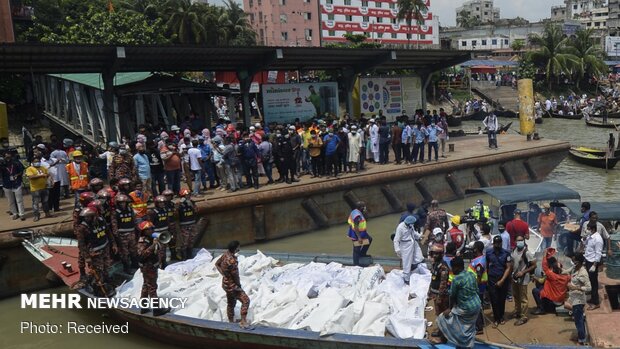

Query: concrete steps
[472,82,519,111]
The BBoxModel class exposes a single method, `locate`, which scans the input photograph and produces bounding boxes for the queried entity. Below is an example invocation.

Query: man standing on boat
[486,236,512,328]
[112,194,137,273]
[393,215,423,284]
[348,201,373,266]
[482,112,499,149]
[506,209,529,250]
[136,220,170,316]
[216,240,251,328]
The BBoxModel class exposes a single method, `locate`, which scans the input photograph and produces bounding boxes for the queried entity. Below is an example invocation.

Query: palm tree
[163,0,207,44]
[118,0,165,22]
[566,28,608,89]
[527,23,579,89]
[396,0,428,48]
[456,10,481,28]
[222,0,256,46]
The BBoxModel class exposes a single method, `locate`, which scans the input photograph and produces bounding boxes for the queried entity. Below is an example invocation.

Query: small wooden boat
[459,109,488,121]
[568,149,619,169]
[446,115,462,127]
[573,146,620,158]
[585,118,619,129]
[547,111,583,120]
[494,109,518,118]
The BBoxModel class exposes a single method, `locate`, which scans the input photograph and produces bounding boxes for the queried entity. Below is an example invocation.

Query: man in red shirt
[506,209,529,249]
[531,248,570,315]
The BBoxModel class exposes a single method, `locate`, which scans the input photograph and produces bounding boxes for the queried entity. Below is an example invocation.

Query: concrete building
[610,0,620,32]
[441,22,546,51]
[456,0,500,26]
[243,0,321,47]
[550,0,606,21]
[319,0,439,47]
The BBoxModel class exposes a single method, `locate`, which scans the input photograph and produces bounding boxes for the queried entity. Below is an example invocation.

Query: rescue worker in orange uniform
[129,180,150,224]
[66,150,89,206]
[178,188,197,260]
[149,195,171,269]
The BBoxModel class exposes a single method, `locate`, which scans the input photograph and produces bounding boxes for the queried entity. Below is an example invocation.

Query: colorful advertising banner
[359,76,422,121]
[262,82,339,124]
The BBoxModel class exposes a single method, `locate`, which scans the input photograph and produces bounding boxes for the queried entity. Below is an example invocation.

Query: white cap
[170,125,180,131]
[36,144,46,149]
[289,125,296,130]
[254,123,261,128]
[351,125,358,130]
[249,126,256,131]
[369,118,375,123]
[433,227,443,236]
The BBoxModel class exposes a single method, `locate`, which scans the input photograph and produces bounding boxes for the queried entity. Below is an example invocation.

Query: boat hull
[446,115,462,127]
[573,146,620,158]
[568,149,619,169]
[547,112,583,120]
[460,110,488,121]
[586,119,619,129]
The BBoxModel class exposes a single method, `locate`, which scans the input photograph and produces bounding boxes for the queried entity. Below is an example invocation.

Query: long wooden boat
[573,146,620,158]
[494,110,518,118]
[459,109,489,121]
[546,111,583,120]
[568,149,619,169]
[446,115,462,127]
[585,118,619,129]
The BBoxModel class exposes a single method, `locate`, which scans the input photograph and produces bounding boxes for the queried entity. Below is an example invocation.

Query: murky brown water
[2,116,617,348]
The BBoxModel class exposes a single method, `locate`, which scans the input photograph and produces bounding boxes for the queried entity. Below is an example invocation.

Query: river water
[2,117,618,348]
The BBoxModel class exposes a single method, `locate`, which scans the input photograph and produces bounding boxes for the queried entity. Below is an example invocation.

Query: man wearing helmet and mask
[347,201,373,266]
[447,215,466,254]
[161,189,180,260]
[97,189,113,227]
[89,178,104,194]
[74,191,96,282]
[178,188,197,260]
[393,215,424,284]
[117,177,132,196]
[136,220,170,316]
[112,194,137,273]
[66,150,89,207]
[428,243,451,330]
[149,195,171,269]
[76,206,117,295]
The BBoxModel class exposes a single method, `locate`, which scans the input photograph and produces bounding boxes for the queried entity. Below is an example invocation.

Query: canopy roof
[564,202,620,221]
[0,44,472,74]
[465,182,581,205]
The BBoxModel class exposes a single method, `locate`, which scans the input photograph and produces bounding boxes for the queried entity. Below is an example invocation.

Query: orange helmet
[115,194,129,204]
[79,191,96,205]
[179,188,190,197]
[137,220,154,231]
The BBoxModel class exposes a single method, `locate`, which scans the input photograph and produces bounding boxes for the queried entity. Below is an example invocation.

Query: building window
[472,40,477,46]
[328,30,336,36]
[491,39,497,45]
[279,0,285,5]
[259,11,263,22]
[504,39,508,44]
[344,0,351,5]
[281,32,288,41]
[481,39,487,45]
[249,0,253,7]
[346,15,353,21]
[573,4,577,9]
[484,12,488,15]
[280,14,287,23]
[389,3,395,9]
[363,32,369,37]
[595,22,600,27]
[376,17,382,23]
[462,41,467,46]
[485,3,489,7]
[475,7,479,11]
[362,16,369,22]
[375,2,381,8]
[391,18,396,24]
[392,33,398,39]
[326,0,332,4]
[328,14,335,20]
[305,29,313,39]
[304,12,311,20]
[420,34,425,40]
[378,33,383,38]
[362,0,368,6]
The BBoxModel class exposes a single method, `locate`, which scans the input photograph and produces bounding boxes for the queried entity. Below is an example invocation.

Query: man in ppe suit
[393,215,424,284]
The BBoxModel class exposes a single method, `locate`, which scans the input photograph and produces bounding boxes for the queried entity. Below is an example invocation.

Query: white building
[456,0,500,26]
[457,36,510,50]
[320,0,439,47]
[550,0,606,21]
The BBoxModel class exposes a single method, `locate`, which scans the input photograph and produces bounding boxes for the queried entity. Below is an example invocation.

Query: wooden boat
[446,115,462,127]
[459,109,488,121]
[494,109,518,118]
[573,146,620,158]
[546,111,583,120]
[535,118,543,124]
[568,149,619,169]
[585,118,619,129]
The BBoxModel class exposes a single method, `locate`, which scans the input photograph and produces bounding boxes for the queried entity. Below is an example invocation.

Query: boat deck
[0,134,569,236]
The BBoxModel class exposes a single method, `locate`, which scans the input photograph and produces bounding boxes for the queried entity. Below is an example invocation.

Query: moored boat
[546,111,583,120]
[446,114,462,127]
[572,146,620,158]
[459,109,489,121]
[494,109,518,118]
[585,118,619,129]
[568,149,619,169]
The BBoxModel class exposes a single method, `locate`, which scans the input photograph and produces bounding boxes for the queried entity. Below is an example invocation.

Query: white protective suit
[370,123,379,163]
[393,221,424,283]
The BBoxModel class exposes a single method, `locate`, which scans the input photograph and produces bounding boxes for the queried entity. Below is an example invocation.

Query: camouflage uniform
[108,153,137,182]
[73,203,86,275]
[177,198,197,260]
[165,201,179,260]
[111,206,138,270]
[150,207,170,269]
[76,217,114,293]
[137,236,160,298]
[215,251,250,322]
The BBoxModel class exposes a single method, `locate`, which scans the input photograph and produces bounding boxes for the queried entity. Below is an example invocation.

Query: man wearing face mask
[537,203,557,250]
[323,127,341,178]
[348,201,373,266]
[429,243,451,335]
[1,151,26,220]
[307,130,323,177]
[109,145,137,183]
[26,156,51,222]
[393,215,423,284]
[347,126,362,172]
[66,150,89,207]
[486,235,513,328]
[510,236,536,326]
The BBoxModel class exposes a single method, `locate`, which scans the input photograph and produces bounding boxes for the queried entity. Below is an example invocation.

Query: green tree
[517,56,537,80]
[396,0,428,48]
[456,10,481,28]
[566,28,608,89]
[527,23,579,89]
[164,0,207,44]
[511,39,525,51]
[39,6,168,44]
[324,33,381,48]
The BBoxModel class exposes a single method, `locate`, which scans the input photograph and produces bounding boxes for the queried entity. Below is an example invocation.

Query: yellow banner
[518,79,535,135]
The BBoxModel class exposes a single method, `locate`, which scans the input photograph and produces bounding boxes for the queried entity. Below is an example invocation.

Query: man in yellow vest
[66,150,89,207]
[347,201,372,266]
[471,199,491,224]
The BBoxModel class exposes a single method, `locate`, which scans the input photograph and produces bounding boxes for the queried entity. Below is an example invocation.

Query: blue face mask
[516,241,525,249]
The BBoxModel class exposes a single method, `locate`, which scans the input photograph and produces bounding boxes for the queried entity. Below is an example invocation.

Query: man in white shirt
[187,140,203,196]
[482,113,499,149]
[583,222,603,310]
[393,215,424,284]
[581,211,611,256]
[369,119,380,163]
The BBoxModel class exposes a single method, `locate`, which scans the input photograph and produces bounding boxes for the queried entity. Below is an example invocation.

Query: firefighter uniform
[178,197,197,260]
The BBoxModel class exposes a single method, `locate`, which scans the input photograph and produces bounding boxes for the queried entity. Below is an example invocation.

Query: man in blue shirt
[133,143,152,197]
[197,137,216,189]
[411,122,428,164]
[426,122,443,162]
[323,130,341,178]
[486,236,513,327]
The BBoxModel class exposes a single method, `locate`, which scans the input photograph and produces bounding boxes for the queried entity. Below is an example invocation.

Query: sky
[210,0,567,27]
[433,0,566,27]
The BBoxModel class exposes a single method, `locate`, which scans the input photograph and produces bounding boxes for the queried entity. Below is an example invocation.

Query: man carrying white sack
[393,215,424,284]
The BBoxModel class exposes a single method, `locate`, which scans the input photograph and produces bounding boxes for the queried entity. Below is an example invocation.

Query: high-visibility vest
[66,162,89,190]
[468,254,488,293]
[443,255,455,287]
[471,205,490,221]
[347,209,368,240]
[129,191,149,218]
